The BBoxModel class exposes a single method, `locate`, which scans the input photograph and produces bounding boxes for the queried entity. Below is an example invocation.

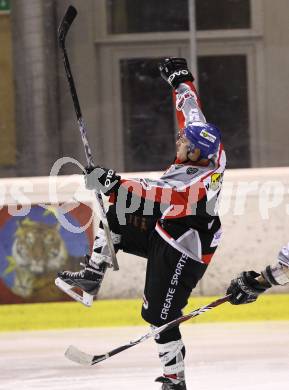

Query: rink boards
[0,166,289,303]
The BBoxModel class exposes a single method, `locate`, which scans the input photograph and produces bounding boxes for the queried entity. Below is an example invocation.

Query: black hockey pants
[104,205,217,331]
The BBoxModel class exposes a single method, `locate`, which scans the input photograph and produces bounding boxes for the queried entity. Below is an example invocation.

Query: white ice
[0,321,288,390]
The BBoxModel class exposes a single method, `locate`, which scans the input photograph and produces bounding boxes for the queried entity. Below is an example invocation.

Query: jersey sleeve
[173,81,206,130]
[109,176,206,219]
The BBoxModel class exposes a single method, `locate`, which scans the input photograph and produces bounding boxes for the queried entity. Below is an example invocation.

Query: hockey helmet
[184,122,221,159]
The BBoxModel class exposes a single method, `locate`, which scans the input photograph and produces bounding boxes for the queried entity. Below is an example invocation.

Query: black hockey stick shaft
[65,295,230,365]
[91,295,230,363]
[58,6,119,271]
[58,6,92,165]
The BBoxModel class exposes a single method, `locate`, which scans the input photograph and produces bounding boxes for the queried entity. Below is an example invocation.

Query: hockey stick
[58,6,119,271]
[65,295,230,366]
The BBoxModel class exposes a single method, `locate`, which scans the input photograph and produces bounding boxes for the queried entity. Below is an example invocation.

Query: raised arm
[158,57,206,130]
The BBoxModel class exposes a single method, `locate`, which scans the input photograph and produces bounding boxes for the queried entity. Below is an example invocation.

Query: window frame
[94,0,263,42]
[93,0,190,43]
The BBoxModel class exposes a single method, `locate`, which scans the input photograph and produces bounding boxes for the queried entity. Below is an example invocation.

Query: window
[195,0,251,31]
[0,0,10,14]
[106,0,189,34]
[120,58,176,171]
[95,0,262,170]
[198,55,250,168]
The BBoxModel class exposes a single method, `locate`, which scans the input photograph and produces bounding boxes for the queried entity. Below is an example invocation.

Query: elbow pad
[262,243,289,286]
[176,84,206,124]
[277,243,289,267]
[262,263,289,286]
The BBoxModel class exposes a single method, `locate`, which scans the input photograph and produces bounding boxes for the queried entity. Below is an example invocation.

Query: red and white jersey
[117,146,225,219]
[111,81,226,263]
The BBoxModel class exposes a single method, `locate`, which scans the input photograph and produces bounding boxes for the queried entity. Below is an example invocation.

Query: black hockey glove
[84,166,121,195]
[158,57,194,89]
[226,271,271,305]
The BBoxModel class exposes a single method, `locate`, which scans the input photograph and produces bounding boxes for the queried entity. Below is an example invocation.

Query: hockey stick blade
[65,295,230,366]
[58,5,77,46]
[65,341,140,366]
[65,345,95,366]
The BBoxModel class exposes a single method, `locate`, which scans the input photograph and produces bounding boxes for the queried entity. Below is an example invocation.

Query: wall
[0,174,96,303]
[56,0,103,173]
[201,167,289,296]
[0,13,16,167]
[100,167,289,298]
[3,1,289,178]
[9,0,60,178]
[263,0,289,167]
[1,167,288,301]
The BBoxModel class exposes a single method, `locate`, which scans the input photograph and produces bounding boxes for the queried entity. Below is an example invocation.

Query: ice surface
[0,322,288,390]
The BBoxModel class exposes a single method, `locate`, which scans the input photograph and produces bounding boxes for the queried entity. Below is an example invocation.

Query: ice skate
[155,376,187,390]
[56,227,121,307]
[55,255,108,307]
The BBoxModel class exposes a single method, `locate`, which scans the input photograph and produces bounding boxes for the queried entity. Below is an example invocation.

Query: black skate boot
[55,255,108,307]
[155,376,187,390]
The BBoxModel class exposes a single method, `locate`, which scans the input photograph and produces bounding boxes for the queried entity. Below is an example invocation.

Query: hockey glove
[226,271,271,305]
[159,57,194,89]
[84,166,121,195]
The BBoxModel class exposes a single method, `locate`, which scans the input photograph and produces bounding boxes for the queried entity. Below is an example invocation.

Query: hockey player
[226,242,289,304]
[56,57,226,389]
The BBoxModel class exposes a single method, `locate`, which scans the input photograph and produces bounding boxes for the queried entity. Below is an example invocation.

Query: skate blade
[55,278,94,307]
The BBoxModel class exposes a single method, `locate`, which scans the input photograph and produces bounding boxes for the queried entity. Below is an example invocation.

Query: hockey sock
[90,228,121,267]
[156,339,186,383]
